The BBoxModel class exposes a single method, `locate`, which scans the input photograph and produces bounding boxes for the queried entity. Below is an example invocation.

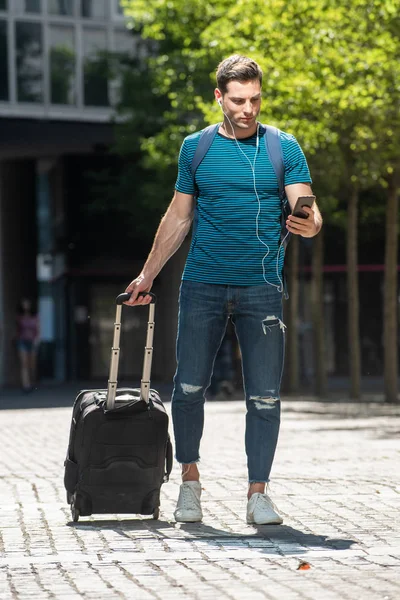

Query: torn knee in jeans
[262,315,286,334]
[249,396,279,410]
[181,383,203,395]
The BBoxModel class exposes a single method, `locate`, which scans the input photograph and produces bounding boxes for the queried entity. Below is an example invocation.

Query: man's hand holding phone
[124,273,154,306]
[286,195,319,238]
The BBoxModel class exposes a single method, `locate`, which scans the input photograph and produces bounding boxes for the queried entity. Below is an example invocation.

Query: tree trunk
[287,235,300,393]
[311,228,327,397]
[347,185,361,399]
[384,174,399,403]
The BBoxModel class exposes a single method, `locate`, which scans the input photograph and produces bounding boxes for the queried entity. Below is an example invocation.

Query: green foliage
[50,46,75,104]
[85,164,166,243]
[114,0,400,235]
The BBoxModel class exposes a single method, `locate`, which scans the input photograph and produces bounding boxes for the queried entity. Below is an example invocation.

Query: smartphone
[292,195,316,219]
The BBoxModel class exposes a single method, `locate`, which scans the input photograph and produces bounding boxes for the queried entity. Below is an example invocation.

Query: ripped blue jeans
[171,280,285,483]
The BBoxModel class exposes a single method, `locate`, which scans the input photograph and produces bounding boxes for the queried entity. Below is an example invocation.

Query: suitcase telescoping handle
[106,291,157,410]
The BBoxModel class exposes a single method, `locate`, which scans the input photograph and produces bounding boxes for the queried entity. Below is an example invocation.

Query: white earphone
[216,96,285,292]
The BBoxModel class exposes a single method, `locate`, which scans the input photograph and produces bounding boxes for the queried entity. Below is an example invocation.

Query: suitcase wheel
[70,496,80,522]
[71,504,80,522]
[152,508,160,520]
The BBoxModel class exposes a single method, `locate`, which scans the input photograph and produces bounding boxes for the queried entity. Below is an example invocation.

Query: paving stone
[0,395,400,599]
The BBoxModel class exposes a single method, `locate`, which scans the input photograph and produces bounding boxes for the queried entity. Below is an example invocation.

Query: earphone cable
[222,111,286,292]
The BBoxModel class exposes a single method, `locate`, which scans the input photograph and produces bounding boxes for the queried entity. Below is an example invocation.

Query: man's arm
[124,191,195,306]
[284,182,322,238]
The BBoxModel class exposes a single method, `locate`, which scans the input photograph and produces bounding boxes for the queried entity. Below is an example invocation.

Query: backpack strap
[191,123,286,197]
[190,123,221,190]
[263,125,285,200]
[191,123,285,198]
[262,124,291,249]
[189,124,220,237]
[263,124,290,298]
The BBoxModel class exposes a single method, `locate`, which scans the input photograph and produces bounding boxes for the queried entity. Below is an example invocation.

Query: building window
[81,0,107,19]
[49,25,75,104]
[112,0,125,19]
[26,0,41,11]
[0,0,7,11]
[15,21,43,102]
[14,0,41,13]
[114,29,135,54]
[48,0,74,16]
[83,27,109,106]
[0,20,8,100]
[109,29,135,106]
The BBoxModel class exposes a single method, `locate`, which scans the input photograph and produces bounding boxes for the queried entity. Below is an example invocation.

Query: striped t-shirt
[175,125,312,287]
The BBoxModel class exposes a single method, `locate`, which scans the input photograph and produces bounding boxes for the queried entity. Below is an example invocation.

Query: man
[125,55,322,524]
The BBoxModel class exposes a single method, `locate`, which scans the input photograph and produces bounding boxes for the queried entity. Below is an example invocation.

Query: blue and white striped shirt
[175,126,312,286]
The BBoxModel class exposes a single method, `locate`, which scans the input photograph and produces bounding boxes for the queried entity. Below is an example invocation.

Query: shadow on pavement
[67,518,357,556]
[180,522,357,553]
[67,518,175,534]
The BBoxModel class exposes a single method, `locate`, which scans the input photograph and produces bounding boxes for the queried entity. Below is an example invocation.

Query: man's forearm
[141,208,193,280]
[314,208,323,235]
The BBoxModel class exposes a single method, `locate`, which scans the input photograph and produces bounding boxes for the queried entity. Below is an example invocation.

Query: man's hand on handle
[124,274,154,306]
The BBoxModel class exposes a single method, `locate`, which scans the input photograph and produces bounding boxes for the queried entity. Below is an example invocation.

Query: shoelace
[256,494,275,511]
[181,487,199,510]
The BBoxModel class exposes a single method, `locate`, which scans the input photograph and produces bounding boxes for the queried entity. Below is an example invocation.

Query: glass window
[112,1,125,18]
[48,0,74,16]
[0,20,8,100]
[49,25,75,104]
[109,29,135,105]
[14,0,41,13]
[83,28,109,106]
[81,0,107,19]
[0,1,7,11]
[26,0,41,11]
[15,21,43,102]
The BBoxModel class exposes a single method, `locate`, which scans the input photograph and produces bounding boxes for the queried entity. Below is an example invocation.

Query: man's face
[217,79,262,131]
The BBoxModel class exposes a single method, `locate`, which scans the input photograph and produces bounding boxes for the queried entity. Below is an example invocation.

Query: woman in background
[16,298,40,393]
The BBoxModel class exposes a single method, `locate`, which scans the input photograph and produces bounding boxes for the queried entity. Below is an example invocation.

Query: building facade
[0,0,136,119]
[0,0,185,388]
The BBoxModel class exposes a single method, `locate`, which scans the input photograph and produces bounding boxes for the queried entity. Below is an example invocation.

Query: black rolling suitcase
[64,292,173,522]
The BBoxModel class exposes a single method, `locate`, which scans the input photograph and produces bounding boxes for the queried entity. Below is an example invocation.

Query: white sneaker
[174,481,203,523]
[246,492,283,525]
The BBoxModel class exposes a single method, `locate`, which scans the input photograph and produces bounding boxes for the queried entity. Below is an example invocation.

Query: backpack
[190,123,291,250]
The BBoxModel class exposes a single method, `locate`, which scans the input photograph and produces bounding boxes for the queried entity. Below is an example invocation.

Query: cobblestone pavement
[1,390,400,599]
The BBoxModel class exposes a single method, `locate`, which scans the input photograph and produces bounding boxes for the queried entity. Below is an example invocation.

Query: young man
[125,55,322,524]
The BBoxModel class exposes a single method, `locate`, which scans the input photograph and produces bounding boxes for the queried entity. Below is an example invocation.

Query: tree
[121,0,343,395]
[384,172,399,403]
[286,235,300,392]
[85,49,176,250]
[120,0,399,399]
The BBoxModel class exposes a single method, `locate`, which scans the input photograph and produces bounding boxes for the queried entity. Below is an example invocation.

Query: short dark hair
[216,55,263,93]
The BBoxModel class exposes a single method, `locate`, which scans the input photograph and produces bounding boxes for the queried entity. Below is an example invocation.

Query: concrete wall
[0,159,37,387]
